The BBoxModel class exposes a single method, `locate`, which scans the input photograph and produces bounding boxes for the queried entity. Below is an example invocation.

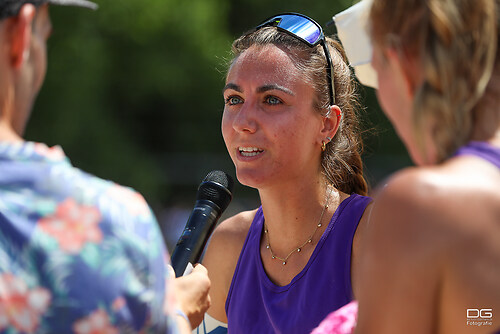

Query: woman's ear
[320,105,342,141]
[8,4,36,68]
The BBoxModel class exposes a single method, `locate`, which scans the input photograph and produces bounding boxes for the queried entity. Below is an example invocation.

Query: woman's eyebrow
[223,83,242,93]
[223,83,294,96]
[257,84,294,96]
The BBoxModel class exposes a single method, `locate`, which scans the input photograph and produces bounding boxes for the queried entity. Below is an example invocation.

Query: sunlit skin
[222,44,327,190]
[28,4,52,106]
[0,4,52,141]
[371,45,414,155]
[371,44,437,165]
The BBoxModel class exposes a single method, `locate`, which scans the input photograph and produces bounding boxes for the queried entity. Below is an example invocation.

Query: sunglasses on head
[255,13,335,106]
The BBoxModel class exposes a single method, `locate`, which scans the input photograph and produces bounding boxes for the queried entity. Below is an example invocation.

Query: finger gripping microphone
[171,170,234,277]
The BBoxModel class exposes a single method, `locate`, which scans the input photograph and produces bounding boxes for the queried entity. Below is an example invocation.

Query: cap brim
[333,0,377,88]
[47,0,98,10]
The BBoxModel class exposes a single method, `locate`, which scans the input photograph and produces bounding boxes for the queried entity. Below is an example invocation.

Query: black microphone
[171,170,234,277]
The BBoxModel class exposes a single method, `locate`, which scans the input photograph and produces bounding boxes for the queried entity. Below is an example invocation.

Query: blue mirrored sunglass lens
[276,15,321,45]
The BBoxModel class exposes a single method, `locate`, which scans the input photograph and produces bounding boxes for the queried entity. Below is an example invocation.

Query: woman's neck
[469,66,500,146]
[257,177,340,253]
[470,125,500,147]
[0,121,23,143]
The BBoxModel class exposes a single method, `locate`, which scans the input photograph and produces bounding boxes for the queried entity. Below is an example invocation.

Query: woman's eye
[225,96,243,106]
[265,96,282,105]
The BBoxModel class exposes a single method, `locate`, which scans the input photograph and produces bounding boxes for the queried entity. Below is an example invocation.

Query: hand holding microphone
[169,264,212,330]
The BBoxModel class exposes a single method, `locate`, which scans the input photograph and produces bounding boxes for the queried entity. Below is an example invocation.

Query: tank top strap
[323,193,372,298]
[224,206,263,315]
[454,141,500,168]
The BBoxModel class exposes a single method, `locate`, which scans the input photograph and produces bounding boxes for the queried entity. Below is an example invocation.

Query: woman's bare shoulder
[368,167,461,260]
[371,162,500,261]
[215,209,258,237]
[203,208,258,265]
[373,167,444,221]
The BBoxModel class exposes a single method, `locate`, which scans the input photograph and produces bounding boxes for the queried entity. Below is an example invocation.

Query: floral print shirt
[0,141,177,333]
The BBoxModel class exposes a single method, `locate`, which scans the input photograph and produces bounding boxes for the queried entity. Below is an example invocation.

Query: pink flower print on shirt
[38,198,102,253]
[107,185,151,217]
[73,309,119,334]
[0,273,51,333]
[33,143,66,161]
[111,297,126,312]
[311,301,358,334]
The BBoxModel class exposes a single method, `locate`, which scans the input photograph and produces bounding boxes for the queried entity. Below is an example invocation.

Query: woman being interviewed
[202,13,372,333]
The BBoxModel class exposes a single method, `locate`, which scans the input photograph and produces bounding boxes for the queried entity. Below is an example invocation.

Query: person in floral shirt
[0,1,211,333]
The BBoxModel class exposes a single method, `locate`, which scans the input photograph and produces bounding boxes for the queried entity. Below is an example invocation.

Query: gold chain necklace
[263,185,333,265]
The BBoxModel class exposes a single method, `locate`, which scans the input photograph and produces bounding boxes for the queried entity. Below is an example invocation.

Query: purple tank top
[225,193,372,334]
[453,141,500,168]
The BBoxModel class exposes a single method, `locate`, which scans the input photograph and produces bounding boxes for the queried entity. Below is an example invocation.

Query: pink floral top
[311,301,358,334]
[0,141,178,333]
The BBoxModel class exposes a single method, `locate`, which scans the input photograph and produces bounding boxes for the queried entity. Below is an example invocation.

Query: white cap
[333,0,378,88]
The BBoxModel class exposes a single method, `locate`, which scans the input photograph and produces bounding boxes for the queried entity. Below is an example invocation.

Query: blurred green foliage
[26,0,410,212]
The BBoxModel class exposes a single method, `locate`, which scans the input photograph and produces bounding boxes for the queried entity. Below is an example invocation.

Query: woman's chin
[235,169,269,189]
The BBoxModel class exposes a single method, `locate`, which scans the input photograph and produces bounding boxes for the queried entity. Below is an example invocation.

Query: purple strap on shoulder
[453,141,500,168]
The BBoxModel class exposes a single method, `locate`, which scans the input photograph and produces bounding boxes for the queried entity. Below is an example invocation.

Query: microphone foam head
[204,170,234,191]
[197,170,234,211]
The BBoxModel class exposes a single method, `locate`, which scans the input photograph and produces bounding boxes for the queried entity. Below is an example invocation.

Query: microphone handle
[171,200,221,277]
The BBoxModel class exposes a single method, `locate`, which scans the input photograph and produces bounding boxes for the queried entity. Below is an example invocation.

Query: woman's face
[222,44,325,188]
[372,43,431,165]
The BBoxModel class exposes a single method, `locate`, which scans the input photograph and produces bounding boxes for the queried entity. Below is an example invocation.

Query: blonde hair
[370,0,497,162]
[230,27,368,195]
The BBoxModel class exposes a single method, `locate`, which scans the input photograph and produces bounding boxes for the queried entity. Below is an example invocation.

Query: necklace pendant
[282,261,286,265]
[297,248,301,252]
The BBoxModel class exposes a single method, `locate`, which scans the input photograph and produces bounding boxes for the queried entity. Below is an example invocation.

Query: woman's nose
[232,100,258,134]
